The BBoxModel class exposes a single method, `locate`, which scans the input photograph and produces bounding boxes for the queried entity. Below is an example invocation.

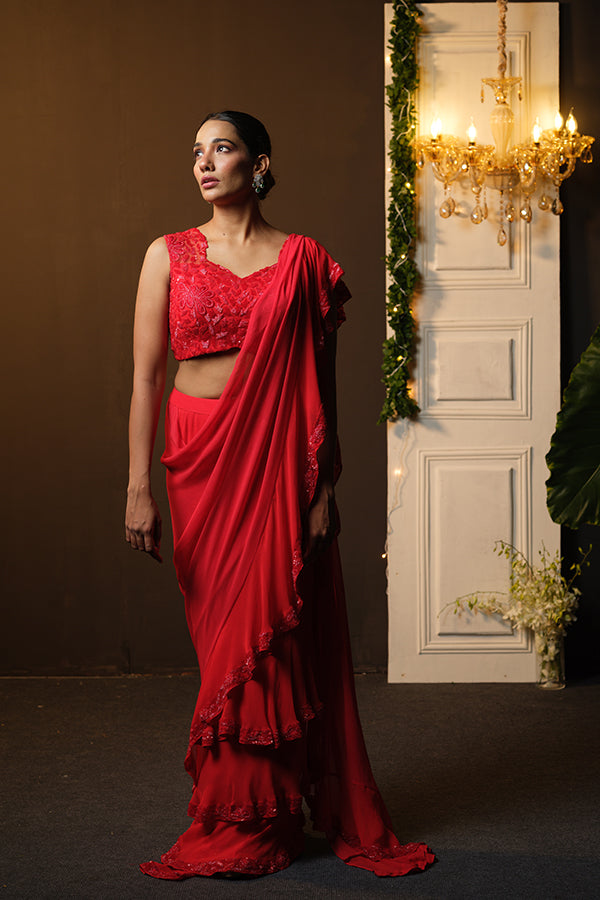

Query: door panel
[385,3,560,682]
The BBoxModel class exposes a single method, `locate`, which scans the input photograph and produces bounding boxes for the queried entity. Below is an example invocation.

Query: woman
[126,110,434,879]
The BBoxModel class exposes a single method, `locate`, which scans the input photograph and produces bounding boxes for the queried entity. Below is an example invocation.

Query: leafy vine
[380,0,421,423]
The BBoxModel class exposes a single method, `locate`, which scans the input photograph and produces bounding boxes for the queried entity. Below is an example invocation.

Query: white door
[385,3,561,682]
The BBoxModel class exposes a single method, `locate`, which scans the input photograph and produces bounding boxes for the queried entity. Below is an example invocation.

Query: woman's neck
[205,201,272,245]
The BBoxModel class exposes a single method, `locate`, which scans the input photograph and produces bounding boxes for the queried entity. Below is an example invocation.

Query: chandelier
[414,0,594,246]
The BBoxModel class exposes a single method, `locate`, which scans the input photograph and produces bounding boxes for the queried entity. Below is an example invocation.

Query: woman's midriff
[174,350,240,399]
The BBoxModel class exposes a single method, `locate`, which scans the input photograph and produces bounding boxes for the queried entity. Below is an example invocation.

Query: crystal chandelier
[414,0,594,246]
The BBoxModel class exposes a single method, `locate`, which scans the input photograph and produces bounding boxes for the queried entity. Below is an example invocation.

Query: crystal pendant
[582,146,593,164]
[470,205,484,225]
[519,161,536,192]
[482,200,489,220]
[552,197,564,215]
[520,203,532,223]
[538,194,550,211]
[497,226,508,247]
[439,199,453,218]
[417,152,425,169]
[506,205,516,223]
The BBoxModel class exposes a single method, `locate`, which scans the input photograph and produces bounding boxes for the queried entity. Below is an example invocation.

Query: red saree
[140,235,434,878]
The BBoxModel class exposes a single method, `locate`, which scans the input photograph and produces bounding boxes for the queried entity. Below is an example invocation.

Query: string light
[380,0,421,423]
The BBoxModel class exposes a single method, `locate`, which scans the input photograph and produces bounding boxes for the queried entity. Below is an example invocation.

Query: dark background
[1,0,598,678]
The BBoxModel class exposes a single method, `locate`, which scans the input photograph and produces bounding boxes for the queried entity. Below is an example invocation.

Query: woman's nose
[199,150,214,170]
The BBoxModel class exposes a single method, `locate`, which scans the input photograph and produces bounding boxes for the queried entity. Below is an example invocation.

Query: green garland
[380,0,421,423]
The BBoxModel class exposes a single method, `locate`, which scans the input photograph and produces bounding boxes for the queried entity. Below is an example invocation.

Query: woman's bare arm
[125,238,170,562]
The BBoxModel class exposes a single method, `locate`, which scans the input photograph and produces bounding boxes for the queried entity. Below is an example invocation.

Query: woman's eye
[216,145,229,152]
[193,149,203,159]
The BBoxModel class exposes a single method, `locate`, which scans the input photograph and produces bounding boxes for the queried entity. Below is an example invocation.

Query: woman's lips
[201,178,219,188]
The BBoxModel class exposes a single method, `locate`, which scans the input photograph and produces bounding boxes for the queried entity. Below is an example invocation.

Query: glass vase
[535,630,565,690]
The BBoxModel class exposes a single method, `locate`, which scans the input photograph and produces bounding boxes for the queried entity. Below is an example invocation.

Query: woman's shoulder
[290,234,344,269]
[159,228,206,264]
[292,233,337,253]
[138,236,170,284]
[162,226,203,245]
[144,235,169,265]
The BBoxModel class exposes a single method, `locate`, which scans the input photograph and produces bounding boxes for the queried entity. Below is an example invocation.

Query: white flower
[452,542,589,636]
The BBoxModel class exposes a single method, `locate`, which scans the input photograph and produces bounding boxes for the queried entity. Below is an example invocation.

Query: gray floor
[1,674,599,898]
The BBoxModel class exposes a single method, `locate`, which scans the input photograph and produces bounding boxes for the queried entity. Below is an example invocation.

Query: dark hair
[200,110,276,199]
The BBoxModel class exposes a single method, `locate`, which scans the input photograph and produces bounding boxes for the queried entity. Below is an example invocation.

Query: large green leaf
[546,322,600,527]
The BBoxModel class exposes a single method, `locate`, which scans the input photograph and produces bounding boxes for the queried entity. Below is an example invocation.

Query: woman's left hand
[303,483,336,561]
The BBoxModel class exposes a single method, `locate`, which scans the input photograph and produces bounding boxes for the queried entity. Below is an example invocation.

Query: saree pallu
[140,236,434,878]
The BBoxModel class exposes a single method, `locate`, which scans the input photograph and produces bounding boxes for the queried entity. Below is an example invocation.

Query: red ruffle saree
[140,235,434,878]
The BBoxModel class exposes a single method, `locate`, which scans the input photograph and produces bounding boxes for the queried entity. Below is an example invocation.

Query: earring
[253,173,264,194]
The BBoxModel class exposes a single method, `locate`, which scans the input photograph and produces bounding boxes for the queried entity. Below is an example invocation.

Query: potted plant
[451,541,589,689]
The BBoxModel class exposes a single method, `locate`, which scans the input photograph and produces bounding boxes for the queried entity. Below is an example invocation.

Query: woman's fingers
[143,528,155,553]
[303,488,337,561]
[125,494,162,561]
[125,522,162,562]
[150,546,163,563]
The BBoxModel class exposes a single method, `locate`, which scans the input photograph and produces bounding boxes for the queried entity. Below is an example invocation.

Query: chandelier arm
[552,157,577,185]
[430,158,463,183]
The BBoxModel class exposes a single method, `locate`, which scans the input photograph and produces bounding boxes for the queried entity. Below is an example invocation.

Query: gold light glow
[430,117,443,140]
[414,0,594,246]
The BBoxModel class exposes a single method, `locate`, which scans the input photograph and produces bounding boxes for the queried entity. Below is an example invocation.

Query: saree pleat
[140,236,434,879]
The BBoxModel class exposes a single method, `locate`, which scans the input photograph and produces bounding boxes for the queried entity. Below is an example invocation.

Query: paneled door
[385,3,560,682]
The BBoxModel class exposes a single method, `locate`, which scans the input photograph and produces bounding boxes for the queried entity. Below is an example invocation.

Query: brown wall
[1,0,389,674]
[2,0,599,676]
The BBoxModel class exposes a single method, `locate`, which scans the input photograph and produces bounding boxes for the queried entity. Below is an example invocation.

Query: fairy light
[380,0,420,423]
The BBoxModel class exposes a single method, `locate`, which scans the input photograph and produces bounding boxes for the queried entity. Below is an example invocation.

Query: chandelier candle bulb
[566,111,578,135]
[467,119,477,146]
[532,118,542,146]
[554,110,564,132]
[430,117,442,141]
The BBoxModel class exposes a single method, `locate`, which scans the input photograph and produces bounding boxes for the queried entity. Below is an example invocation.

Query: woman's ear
[254,154,270,177]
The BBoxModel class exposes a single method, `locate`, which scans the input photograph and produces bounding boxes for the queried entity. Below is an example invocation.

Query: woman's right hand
[125,486,163,563]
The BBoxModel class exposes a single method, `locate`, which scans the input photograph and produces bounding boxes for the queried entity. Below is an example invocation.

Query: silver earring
[253,173,264,194]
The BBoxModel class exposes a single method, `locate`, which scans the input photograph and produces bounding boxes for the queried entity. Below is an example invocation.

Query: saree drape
[140,235,434,878]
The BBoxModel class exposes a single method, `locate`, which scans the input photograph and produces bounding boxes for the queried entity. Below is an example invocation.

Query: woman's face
[193,119,263,204]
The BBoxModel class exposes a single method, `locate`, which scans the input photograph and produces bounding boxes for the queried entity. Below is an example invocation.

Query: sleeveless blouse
[164,228,348,359]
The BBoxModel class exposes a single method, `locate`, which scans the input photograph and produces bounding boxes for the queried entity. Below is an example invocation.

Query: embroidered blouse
[164,228,348,360]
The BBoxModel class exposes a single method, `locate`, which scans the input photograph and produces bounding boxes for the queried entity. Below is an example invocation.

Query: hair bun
[258,169,276,200]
